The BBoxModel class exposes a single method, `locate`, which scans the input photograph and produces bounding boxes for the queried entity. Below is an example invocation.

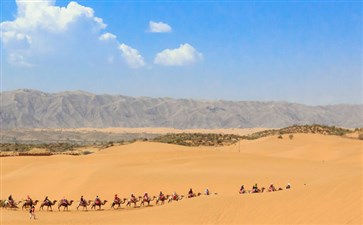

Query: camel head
[52,200,57,204]
[103,200,108,205]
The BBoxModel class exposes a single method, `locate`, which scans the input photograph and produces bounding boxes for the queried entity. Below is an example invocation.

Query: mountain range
[1,89,362,128]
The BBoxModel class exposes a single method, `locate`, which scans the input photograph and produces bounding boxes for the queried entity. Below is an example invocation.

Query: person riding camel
[61,196,68,205]
[95,196,100,205]
[188,188,194,198]
[252,183,258,193]
[143,192,149,201]
[269,183,276,192]
[130,194,136,203]
[80,196,86,205]
[114,194,120,203]
[8,195,14,206]
[286,183,291,189]
[159,191,165,201]
[27,195,33,205]
[239,185,245,194]
[172,192,178,200]
[44,196,50,205]
[205,188,210,195]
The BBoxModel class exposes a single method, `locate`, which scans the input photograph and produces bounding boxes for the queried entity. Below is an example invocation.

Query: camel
[22,200,39,210]
[187,193,202,198]
[111,198,127,209]
[91,200,108,210]
[77,200,92,211]
[39,200,57,211]
[249,187,265,193]
[3,200,22,209]
[126,196,142,208]
[58,200,74,211]
[140,196,156,207]
[168,194,184,203]
[155,195,170,205]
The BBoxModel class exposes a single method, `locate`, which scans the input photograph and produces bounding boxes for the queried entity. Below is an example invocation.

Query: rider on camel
[239,185,245,194]
[159,191,165,201]
[143,192,149,201]
[269,183,276,192]
[80,196,86,205]
[114,194,120,203]
[95,196,100,204]
[188,188,194,198]
[205,188,210,195]
[44,196,50,205]
[27,195,33,205]
[172,192,178,200]
[131,194,136,202]
[8,195,14,206]
[286,183,291,189]
[252,183,258,193]
[61,196,68,205]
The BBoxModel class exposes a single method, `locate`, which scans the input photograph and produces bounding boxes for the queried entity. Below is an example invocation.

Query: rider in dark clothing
[188,188,194,198]
[80,196,85,204]
[44,196,50,204]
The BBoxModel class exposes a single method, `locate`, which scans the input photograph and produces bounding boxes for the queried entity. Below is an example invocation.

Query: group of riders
[5,184,289,209]
[239,183,291,194]
[5,187,205,209]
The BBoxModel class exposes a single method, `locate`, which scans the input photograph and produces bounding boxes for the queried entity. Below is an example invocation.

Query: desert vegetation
[240,124,354,140]
[152,125,360,147]
[152,133,240,147]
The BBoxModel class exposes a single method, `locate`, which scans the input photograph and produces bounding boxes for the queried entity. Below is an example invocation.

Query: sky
[0,0,362,105]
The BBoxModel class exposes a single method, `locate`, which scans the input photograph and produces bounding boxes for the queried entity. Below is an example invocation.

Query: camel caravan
[1,184,291,211]
[239,183,291,194]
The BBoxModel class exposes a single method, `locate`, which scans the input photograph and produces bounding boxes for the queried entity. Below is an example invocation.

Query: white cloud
[0,0,144,69]
[119,43,145,68]
[149,21,172,33]
[154,43,203,66]
[99,32,117,41]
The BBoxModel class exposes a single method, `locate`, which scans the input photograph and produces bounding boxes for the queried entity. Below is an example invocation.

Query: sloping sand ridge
[1,134,362,224]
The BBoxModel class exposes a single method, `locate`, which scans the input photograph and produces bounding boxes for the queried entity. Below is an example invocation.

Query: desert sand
[0,133,362,224]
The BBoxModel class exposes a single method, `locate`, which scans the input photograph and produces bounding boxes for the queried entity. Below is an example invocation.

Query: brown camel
[140,196,156,207]
[168,194,184,203]
[58,200,74,211]
[22,200,39,210]
[77,200,92,211]
[91,200,107,210]
[4,200,22,209]
[111,198,127,209]
[155,195,170,205]
[187,193,202,198]
[126,196,142,208]
[249,187,265,193]
[39,200,57,211]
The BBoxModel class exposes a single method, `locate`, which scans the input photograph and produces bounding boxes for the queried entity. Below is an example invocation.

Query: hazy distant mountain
[1,89,362,129]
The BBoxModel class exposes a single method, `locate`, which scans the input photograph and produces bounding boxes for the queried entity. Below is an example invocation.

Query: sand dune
[1,134,362,224]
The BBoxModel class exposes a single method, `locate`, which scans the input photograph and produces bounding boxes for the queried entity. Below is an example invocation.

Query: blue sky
[1,0,362,105]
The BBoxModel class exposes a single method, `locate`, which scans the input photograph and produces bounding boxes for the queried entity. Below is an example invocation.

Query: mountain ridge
[1,89,362,128]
